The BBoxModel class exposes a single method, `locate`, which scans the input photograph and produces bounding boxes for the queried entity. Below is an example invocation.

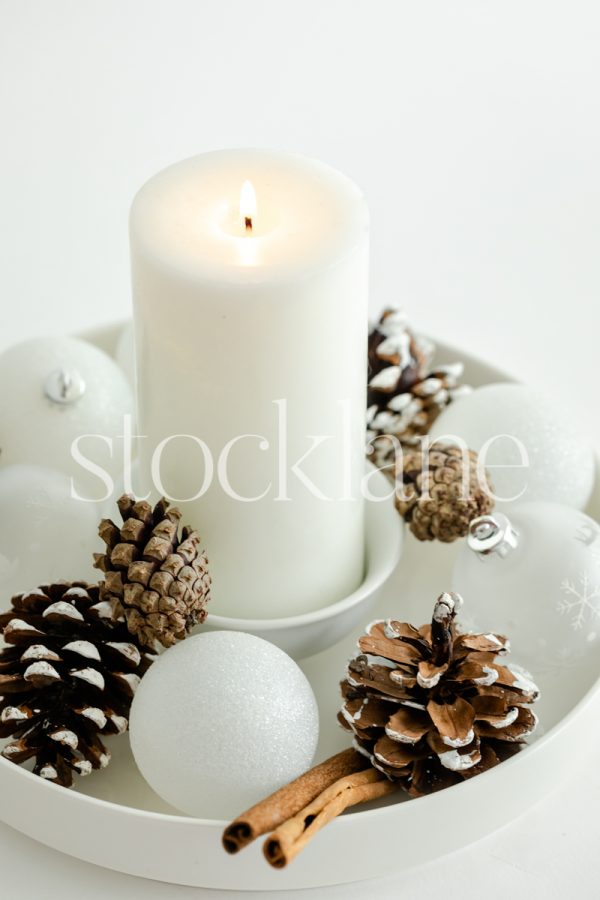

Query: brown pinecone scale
[395,443,494,542]
[94,495,211,650]
[0,582,152,787]
[339,592,539,797]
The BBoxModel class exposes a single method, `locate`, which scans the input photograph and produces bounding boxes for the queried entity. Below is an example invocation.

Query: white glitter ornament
[429,383,595,510]
[0,336,134,502]
[129,631,319,819]
[453,502,600,671]
[0,464,100,598]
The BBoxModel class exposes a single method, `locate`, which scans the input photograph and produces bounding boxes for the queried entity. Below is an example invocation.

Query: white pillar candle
[130,149,369,618]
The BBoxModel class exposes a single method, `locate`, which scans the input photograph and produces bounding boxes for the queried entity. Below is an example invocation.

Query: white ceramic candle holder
[202,463,403,659]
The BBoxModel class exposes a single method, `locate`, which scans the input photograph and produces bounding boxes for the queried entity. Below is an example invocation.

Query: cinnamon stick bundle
[222,748,368,855]
[223,749,397,868]
[263,768,398,868]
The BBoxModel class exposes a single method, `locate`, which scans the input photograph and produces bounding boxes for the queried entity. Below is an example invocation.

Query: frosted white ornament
[129,631,319,819]
[430,383,595,510]
[453,502,600,670]
[0,464,100,597]
[0,336,134,502]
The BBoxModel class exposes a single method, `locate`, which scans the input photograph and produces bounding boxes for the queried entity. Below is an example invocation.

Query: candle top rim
[130,148,369,282]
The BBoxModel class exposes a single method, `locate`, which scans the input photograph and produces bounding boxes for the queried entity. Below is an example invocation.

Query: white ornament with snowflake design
[453,501,600,671]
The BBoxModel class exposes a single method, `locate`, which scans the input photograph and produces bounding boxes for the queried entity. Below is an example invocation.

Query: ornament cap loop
[468,513,519,560]
[44,368,86,405]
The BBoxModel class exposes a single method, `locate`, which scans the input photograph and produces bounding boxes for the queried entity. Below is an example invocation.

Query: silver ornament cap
[468,512,519,560]
[44,368,86,405]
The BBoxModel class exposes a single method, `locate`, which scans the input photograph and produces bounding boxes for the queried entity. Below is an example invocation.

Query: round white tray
[1,325,599,891]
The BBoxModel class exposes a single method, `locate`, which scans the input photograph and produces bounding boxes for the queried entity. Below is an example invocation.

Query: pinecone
[339,592,539,797]
[94,495,211,650]
[368,308,433,409]
[367,309,470,472]
[395,443,494,542]
[0,582,152,787]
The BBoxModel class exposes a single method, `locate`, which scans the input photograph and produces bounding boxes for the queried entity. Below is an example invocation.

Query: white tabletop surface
[1,2,599,897]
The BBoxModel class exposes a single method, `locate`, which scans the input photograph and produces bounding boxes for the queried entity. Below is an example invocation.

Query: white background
[1,1,599,897]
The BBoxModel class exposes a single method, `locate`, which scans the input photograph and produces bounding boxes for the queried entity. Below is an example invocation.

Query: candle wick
[245,216,253,233]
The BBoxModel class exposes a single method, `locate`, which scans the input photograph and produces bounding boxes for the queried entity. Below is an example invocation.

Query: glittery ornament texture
[430,383,595,510]
[129,631,319,819]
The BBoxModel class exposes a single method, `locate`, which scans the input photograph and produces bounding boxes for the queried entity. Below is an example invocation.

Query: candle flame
[240,180,257,232]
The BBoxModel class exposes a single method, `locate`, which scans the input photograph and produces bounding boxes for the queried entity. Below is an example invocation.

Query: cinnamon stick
[222,748,368,854]
[263,768,399,868]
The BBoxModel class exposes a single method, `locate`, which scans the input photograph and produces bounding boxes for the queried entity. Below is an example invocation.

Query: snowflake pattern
[558,573,600,632]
